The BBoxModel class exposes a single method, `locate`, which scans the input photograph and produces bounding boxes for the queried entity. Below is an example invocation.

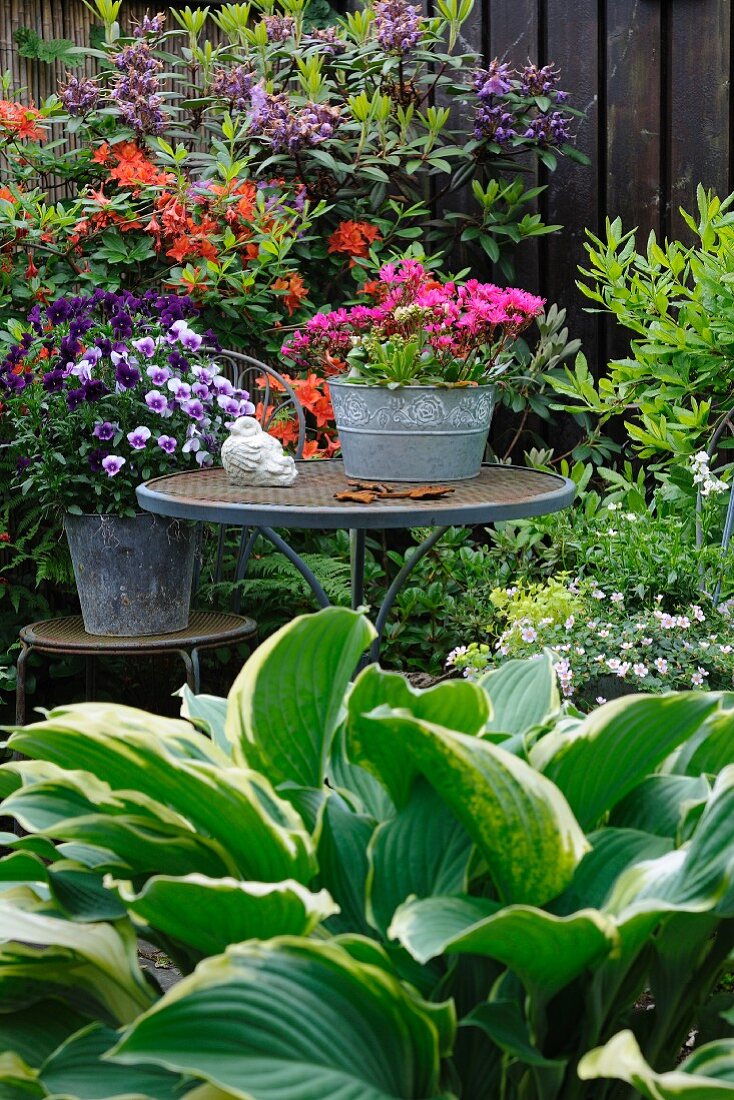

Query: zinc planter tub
[64,513,196,637]
[328,380,497,482]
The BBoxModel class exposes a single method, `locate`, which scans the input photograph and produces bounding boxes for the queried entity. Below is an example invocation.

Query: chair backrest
[215,350,306,460]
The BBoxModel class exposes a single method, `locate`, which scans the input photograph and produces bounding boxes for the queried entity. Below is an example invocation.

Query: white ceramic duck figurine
[221,416,298,487]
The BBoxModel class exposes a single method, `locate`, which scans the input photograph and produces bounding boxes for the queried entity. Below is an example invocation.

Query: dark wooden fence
[1,0,732,371]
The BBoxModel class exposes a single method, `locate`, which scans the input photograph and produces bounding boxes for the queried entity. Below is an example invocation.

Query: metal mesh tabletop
[20,611,257,653]
[137,461,575,530]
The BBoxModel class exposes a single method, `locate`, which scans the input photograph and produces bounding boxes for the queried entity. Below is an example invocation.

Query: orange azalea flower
[92,142,111,165]
[107,141,173,189]
[327,220,381,265]
[25,256,38,279]
[272,273,309,316]
[0,102,45,142]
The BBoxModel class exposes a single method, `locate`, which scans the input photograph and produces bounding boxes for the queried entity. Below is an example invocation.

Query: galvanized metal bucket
[64,513,196,636]
[328,381,496,482]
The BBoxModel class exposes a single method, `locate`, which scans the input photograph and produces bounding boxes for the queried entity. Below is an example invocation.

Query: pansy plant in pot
[283,259,545,481]
[0,291,253,636]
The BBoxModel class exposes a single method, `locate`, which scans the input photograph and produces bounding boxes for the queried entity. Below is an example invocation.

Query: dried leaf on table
[334,490,378,503]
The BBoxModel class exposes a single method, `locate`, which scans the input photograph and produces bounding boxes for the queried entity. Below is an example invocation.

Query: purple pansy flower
[157,434,177,454]
[133,336,157,358]
[146,364,171,386]
[93,421,119,441]
[127,425,152,449]
[167,319,203,351]
[181,398,205,421]
[115,360,142,389]
[145,390,168,413]
[167,378,191,400]
[102,455,126,477]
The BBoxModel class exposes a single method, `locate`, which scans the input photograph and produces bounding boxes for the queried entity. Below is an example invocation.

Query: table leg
[260,527,331,609]
[350,529,366,610]
[15,643,30,727]
[369,526,448,665]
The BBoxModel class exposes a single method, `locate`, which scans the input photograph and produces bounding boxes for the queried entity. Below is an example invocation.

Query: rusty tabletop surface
[136,460,575,530]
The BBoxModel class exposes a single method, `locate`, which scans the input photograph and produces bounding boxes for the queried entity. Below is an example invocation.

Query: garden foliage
[1,608,734,1098]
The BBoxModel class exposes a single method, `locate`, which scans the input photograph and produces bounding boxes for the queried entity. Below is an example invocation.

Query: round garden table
[137,460,575,663]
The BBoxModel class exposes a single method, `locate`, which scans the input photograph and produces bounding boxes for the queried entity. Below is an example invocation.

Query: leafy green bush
[1,608,734,1097]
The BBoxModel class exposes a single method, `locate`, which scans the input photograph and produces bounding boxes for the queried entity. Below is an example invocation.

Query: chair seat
[20,611,257,654]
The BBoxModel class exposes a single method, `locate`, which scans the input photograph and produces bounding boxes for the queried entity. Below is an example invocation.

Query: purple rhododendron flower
[157,434,177,454]
[93,421,119,441]
[102,455,126,477]
[127,425,152,449]
[145,390,168,413]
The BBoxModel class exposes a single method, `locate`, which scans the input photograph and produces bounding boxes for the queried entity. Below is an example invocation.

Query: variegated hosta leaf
[6,709,315,884]
[349,710,588,906]
[38,1022,185,1100]
[479,650,560,736]
[389,895,618,1001]
[114,875,337,958]
[0,902,153,1024]
[346,667,490,809]
[110,938,455,1100]
[606,765,734,919]
[529,692,719,828]
[578,1030,734,1098]
[366,779,473,935]
[180,685,230,754]
[226,607,376,787]
[609,774,710,838]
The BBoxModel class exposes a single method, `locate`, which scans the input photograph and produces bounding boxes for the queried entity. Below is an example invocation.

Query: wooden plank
[604,0,663,363]
[489,0,541,294]
[668,0,731,239]
[544,0,600,372]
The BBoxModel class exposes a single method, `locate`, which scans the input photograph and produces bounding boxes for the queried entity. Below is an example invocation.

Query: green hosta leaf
[480,652,560,735]
[390,896,617,1000]
[315,791,375,936]
[39,1022,185,1100]
[226,608,376,787]
[346,667,489,808]
[367,778,473,934]
[7,707,315,884]
[115,875,337,958]
[530,693,719,828]
[606,766,734,919]
[463,999,565,1069]
[672,703,734,776]
[551,828,673,915]
[0,1053,42,1098]
[0,902,153,1023]
[350,710,588,905]
[327,726,395,821]
[48,860,127,921]
[0,1002,90,1066]
[610,774,710,838]
[180,686,230,755]
[110,938,455,1099]
[579,1030,734,1098]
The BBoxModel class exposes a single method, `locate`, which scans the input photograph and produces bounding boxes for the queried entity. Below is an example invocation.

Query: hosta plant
[1,607,734,1098]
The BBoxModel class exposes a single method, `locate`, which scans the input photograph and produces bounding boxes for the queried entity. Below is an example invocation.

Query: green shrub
[1,607,734,1097]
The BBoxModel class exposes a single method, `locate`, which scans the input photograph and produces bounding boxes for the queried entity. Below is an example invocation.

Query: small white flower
[595,696,607,705]
[616,661,631,678]
[521,626,538,643]
[539,616,554,626]
[691,605,706,623]
[595,654,606,663]
[445,646,468,666]
[606,657,621,671]
[624,512,638,522]
[506,586,518,596]
[720,644,732,655]
[621,641,633,651]
[575,646,585,655]
[606,528,618,537]
[641,637,653,646]
[592,590,606,600]
[654,657,668,674]
[660,614,675,629]
[677,616,691,629]
[564,615,575,630]
[691,671,705,686]
[606,501,621,511]
[633,662,648,678]
[610,592,624,603]
[598,629,610,639]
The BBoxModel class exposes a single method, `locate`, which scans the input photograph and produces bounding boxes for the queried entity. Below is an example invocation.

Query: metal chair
[14,357,305,725]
